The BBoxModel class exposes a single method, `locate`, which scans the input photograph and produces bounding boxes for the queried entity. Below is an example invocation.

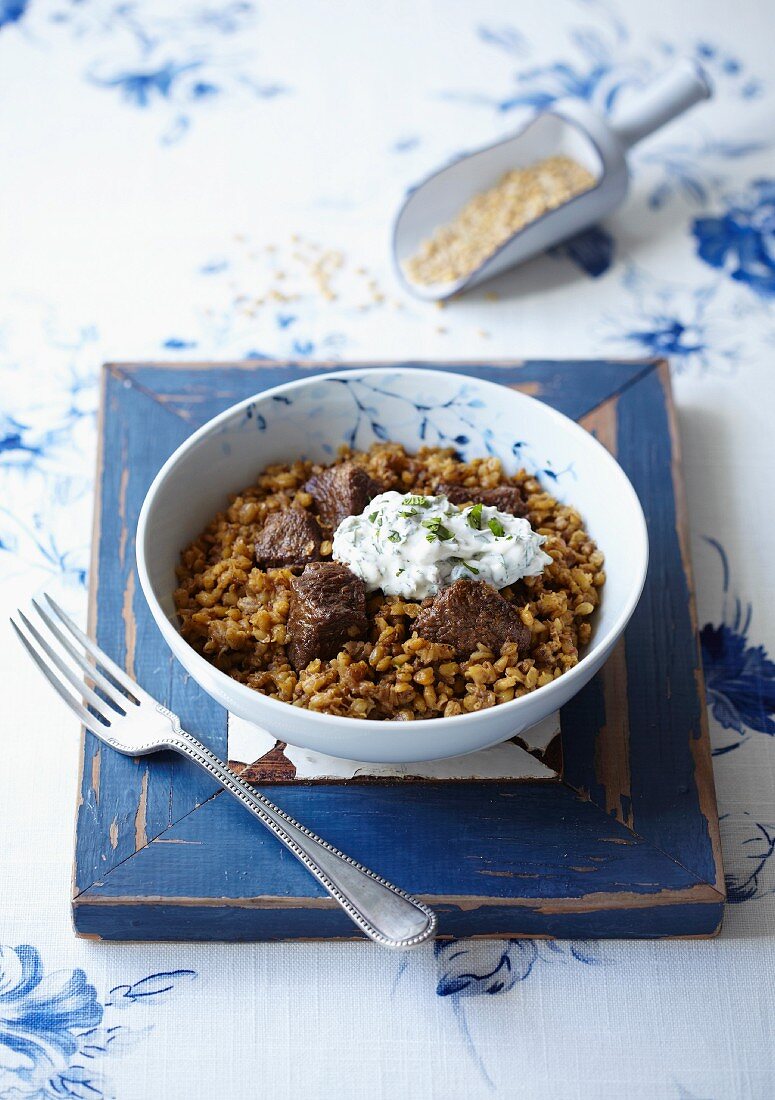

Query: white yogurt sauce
[332,490,552,599]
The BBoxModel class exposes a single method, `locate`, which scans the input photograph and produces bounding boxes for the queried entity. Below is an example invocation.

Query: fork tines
[11,594,142,737]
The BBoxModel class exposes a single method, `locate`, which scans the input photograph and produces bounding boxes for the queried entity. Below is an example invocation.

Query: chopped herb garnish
[368,511,378,523]
[387,530,401,543]
[488,517,505,537]
[404,495,429,507]
[396,568,405,576]
[451,556,481,575]
[467,502,483,529]
[422,517,453,542]
[399,509,419,518]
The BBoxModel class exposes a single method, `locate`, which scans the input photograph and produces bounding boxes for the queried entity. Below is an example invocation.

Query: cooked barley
[174,442,604,721]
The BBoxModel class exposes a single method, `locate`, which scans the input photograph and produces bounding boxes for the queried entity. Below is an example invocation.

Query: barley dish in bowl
[174,442,605,722]
[137,368,648,763]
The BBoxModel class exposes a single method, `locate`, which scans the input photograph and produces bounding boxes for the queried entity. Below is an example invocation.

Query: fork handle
[163,721,436,949]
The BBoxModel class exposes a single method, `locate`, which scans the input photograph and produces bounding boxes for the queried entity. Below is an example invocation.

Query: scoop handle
[609,59,712,150]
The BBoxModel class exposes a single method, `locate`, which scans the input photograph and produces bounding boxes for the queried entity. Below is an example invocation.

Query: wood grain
[577,396,632,827]
[73,358,724,941]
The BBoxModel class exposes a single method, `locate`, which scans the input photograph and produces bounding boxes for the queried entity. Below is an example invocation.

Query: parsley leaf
[387,530,401,543]
[467,503,483,529]
[422,517,453,541]
[488,517,505,537]
[368,511,378,523]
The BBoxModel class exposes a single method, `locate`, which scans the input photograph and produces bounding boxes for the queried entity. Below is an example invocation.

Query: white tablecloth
[1,1,774,1096]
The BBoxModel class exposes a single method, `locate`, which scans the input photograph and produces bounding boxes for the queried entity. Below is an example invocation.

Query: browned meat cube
[254,509,322,569]
[287,562,367,670]
[413,579,531,660]
[305,461,382,529]
[435,481,528,518]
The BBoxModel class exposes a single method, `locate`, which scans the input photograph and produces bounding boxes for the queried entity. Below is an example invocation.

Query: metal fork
[12,595,437,949]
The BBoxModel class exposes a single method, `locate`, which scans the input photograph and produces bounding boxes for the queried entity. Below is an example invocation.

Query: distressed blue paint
[562,367,719,886]
[78,782,703,902]
[75,359,722,940]
[559,654,608,808]
[74,898,722,942]
[74,371,225,894]
[616,368,716,886]
[121,359,655,426]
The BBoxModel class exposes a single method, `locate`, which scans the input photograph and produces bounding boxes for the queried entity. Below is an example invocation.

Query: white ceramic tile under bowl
[227,711,561,781]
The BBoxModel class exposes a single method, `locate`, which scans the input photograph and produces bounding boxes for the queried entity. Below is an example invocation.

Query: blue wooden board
[74,359,724,941]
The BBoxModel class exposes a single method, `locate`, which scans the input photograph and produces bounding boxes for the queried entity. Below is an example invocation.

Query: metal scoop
[393,59,712,300]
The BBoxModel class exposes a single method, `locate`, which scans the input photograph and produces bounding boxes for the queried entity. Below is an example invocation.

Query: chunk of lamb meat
[435,481,528,518]
[413,579,531,660]
[254,509,322,569]
[287,561,367,670]
[305,461,382,529]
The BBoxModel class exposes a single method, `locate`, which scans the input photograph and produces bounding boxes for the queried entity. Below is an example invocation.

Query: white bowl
[137,368,648,763]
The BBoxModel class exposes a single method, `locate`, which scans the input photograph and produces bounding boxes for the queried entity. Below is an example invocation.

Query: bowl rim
[136,366,649,733]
